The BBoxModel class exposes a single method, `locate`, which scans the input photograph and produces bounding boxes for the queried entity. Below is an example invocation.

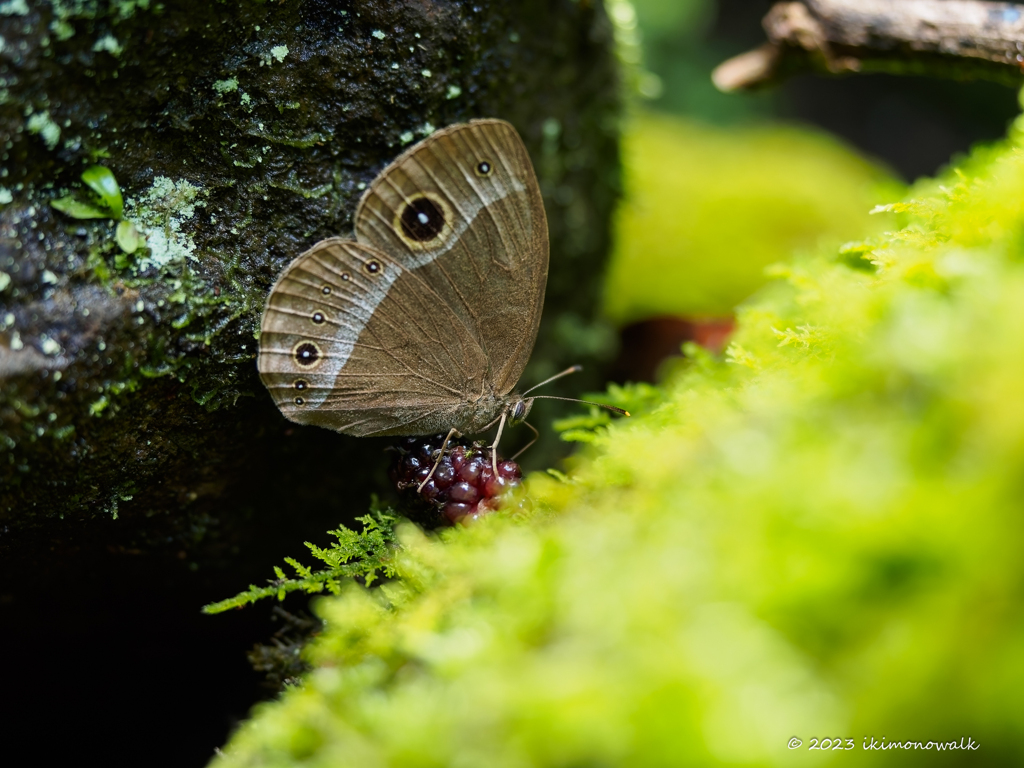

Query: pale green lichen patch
[261,44,289,66]
[446,84,461,99]
[26,111,61,150]
[45,0,151,39]
[50,18,73,40]
[0,0,28,16]
[372,29,386,40]
[92,34,122,56]
[0,187,12,204]
[125,176,205,270]
[213,78,239,94]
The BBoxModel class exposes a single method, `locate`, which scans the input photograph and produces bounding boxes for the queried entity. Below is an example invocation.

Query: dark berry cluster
[389,435,523,526]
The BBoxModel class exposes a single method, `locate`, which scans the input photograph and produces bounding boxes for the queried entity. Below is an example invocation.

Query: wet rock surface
[0,0,618,547]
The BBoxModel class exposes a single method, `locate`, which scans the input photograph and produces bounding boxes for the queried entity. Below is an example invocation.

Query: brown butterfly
[258,119,622,472]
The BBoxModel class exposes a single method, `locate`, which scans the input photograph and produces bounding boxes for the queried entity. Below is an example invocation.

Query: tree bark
[0,1,620,561]
[713,0,1024,91]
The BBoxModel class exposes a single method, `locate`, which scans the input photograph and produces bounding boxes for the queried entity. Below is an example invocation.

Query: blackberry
[389,435,523,526]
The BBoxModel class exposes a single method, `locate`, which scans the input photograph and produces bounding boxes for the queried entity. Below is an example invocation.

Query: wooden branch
[713,0,1024,91]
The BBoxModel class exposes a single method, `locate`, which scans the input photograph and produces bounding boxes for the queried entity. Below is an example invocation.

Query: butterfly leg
[509,420,539,462]
[490,410,509,476]
[418,427,461,493]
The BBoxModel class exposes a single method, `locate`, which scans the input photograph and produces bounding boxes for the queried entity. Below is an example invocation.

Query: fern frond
[202,510,399,614]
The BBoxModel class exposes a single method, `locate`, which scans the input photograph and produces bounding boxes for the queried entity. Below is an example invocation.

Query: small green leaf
[81,165,123,219]
[51,196,111,219]
[115,220,142,253]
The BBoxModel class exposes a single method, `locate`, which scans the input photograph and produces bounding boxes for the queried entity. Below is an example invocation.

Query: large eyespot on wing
[352,119,549,395]
[257,238,490,434]
[353,120,542,271]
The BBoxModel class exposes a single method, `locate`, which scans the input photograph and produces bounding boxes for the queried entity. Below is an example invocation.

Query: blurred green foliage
[630,0,774,122]
[605,111,902,321]
[211,90,1024,768]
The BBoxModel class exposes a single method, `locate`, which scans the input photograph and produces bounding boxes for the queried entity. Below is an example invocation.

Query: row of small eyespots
[289,256,383,405]
[305,260,385,335]
[319,257,381,297]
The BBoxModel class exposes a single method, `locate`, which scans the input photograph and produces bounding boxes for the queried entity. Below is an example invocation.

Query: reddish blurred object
[610,316,735,383]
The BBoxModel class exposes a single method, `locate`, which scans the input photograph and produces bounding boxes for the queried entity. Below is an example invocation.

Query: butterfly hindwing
[259,238,489,435]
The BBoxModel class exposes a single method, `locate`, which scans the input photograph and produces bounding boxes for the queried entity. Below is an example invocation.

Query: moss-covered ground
[210,106,1024,765]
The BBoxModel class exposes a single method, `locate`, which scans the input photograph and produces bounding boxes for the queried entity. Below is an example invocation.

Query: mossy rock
[0,1,620,563]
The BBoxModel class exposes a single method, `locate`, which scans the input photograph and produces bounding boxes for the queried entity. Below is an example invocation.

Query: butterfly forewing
[354,119,548,395]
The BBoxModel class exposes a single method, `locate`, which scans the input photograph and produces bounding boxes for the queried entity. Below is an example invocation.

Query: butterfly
[257,120,559,459]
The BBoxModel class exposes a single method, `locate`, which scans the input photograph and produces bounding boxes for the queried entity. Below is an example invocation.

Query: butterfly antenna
[522,364,584,396]
[529,395,630,417]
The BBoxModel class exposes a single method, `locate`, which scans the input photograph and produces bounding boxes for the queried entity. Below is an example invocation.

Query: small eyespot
[340,272,351,281]
[364,260,381,274]
[294,396,305,406]
[294,379,308,390]
[321,285,332,295]
[476,160,492,176]
[312,311,326,324]
[293,341,321,368]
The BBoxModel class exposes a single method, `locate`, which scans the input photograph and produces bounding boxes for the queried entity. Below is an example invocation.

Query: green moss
[214,106,1024,767]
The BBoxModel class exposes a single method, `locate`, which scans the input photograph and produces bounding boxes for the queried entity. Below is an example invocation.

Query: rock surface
[0,0,620,559]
